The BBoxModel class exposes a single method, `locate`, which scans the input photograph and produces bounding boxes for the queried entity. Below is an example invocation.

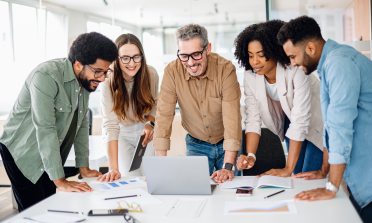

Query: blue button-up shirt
[317,39,372,208]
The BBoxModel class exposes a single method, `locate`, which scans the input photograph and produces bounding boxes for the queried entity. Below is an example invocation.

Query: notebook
[220,176,292,190]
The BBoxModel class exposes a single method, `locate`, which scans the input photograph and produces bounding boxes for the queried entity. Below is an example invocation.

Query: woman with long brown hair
[97,34,158,182]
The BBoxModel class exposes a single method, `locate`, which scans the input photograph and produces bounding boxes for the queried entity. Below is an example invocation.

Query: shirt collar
[317,39,338,74]
[184,54,214,81]
[63,58,78,83]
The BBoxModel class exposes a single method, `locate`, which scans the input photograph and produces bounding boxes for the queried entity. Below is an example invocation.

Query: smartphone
[236,189,253,197]
[88,209,128,216]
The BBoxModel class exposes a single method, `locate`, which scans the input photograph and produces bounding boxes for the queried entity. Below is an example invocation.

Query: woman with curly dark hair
[234,20,328,179]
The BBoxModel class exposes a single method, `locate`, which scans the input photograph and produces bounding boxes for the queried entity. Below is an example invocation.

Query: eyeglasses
[123,213,140,223]
[177,45,207,62]
[119,55,143,64]
[117,200,143,213]
[85,65,113,78]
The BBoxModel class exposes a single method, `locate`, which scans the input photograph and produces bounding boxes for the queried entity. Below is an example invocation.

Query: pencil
[264,190,285,199]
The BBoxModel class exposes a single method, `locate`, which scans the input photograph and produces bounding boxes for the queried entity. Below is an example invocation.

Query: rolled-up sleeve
[100,79,120,143]
[285,68,311,141]
[324,57,360,165]
[244,71,262,136]
[221,65,242,152]
[29,71,65,181]
[153,65,177,151]
[148,67,159,118]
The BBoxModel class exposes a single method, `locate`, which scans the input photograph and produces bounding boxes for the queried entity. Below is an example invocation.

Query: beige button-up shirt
[153,52,242,152]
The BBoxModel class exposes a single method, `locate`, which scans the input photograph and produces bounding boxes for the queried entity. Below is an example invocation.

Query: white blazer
[244,63,323,150]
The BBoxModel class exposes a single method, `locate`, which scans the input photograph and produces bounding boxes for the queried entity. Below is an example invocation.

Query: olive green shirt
[0,58,90,184]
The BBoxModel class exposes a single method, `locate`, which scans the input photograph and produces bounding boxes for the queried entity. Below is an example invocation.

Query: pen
[47,210,83,214]
[264,190,285,199]
[104,194,141,200]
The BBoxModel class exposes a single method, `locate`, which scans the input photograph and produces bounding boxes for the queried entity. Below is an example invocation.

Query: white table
[4,176,362,223]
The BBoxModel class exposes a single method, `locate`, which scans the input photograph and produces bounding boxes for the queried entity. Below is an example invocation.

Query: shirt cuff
[285,127,306,141]
[105,131,119,143]
[45,166,65,181]
[152,138,170,150]
[246,124,261,136]
[75,157,89,168]
[223,139,241,152]
[328,152,346,165]
[148,108,157,118]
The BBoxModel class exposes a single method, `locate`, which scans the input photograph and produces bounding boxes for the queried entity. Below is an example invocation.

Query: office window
[0,3,68,117]
[0,1,12,64]
[46,11,68,60]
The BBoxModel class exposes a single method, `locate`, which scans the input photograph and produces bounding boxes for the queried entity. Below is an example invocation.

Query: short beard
[78,67,95,92]
[186,56,207,77]
[302,52,318,75]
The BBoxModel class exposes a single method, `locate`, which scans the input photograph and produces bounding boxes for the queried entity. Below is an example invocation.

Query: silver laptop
[143,156,217,195]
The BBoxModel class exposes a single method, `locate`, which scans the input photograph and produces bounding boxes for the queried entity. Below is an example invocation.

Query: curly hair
[277,16,323,46]
[234,20,290,71]
[68,32,118,65]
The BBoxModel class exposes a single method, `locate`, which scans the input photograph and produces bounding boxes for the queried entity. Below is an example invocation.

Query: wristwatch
[145,121,155,128]
[222,163,235,171]
[247,153,256,161]
[325,182,339,193]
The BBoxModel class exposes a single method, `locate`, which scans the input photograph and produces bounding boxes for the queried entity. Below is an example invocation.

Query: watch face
[224,163,233,170]
[150,121,155,127]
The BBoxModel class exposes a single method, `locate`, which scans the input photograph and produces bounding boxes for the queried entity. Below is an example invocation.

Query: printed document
[220,176,292,190]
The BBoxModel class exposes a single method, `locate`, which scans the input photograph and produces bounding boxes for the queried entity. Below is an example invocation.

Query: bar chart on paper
[88,178,147,192]
[224,200,297,215]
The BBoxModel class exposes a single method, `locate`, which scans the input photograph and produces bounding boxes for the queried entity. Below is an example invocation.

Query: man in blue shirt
[277,16,372,223]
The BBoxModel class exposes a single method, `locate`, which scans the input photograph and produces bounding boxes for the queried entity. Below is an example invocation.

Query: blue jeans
[185,134,225,176]
[284,115,323,174]
[349,186,372,223]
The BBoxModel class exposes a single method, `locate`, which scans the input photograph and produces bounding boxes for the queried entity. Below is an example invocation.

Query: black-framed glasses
[85,65,113,78]
[123,213,140,223]
[119,55,143,64]
[177,45,207,62]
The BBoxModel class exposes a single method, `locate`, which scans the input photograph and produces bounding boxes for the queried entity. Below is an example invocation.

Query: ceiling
[43,0,266,27]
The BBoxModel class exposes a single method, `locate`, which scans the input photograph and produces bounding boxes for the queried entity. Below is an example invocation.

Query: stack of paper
[224,200,298,215]
[94,188,163,209]
[88,177,147,192]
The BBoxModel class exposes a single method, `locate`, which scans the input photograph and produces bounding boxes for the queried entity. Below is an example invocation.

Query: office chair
[241,128,286,176]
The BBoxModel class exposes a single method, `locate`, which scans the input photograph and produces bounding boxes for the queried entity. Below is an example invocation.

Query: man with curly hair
[234,20,328,179]
[0,32,118,211]
[278,16,372,222]
[153,24,242,183]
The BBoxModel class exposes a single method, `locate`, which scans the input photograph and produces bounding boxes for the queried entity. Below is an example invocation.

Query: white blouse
[264,78,280,101]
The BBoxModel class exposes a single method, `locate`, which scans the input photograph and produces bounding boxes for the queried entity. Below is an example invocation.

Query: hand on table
[292,170,327,180]
[54,178,93,193]
[142,124,154,146]
[79,167,102,178]
[257,168,292,178]
[96,169,121,182]
[294,188,336,201]
[236,155,255,170]
[211,169,234,183]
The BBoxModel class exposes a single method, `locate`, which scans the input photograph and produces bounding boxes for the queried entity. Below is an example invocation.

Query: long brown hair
[110,33,154,122]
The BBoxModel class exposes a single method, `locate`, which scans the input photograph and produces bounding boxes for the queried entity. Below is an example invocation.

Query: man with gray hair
[153,24,242,183]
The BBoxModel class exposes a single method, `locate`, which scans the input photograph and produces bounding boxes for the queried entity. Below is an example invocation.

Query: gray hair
[175,24,209,48]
